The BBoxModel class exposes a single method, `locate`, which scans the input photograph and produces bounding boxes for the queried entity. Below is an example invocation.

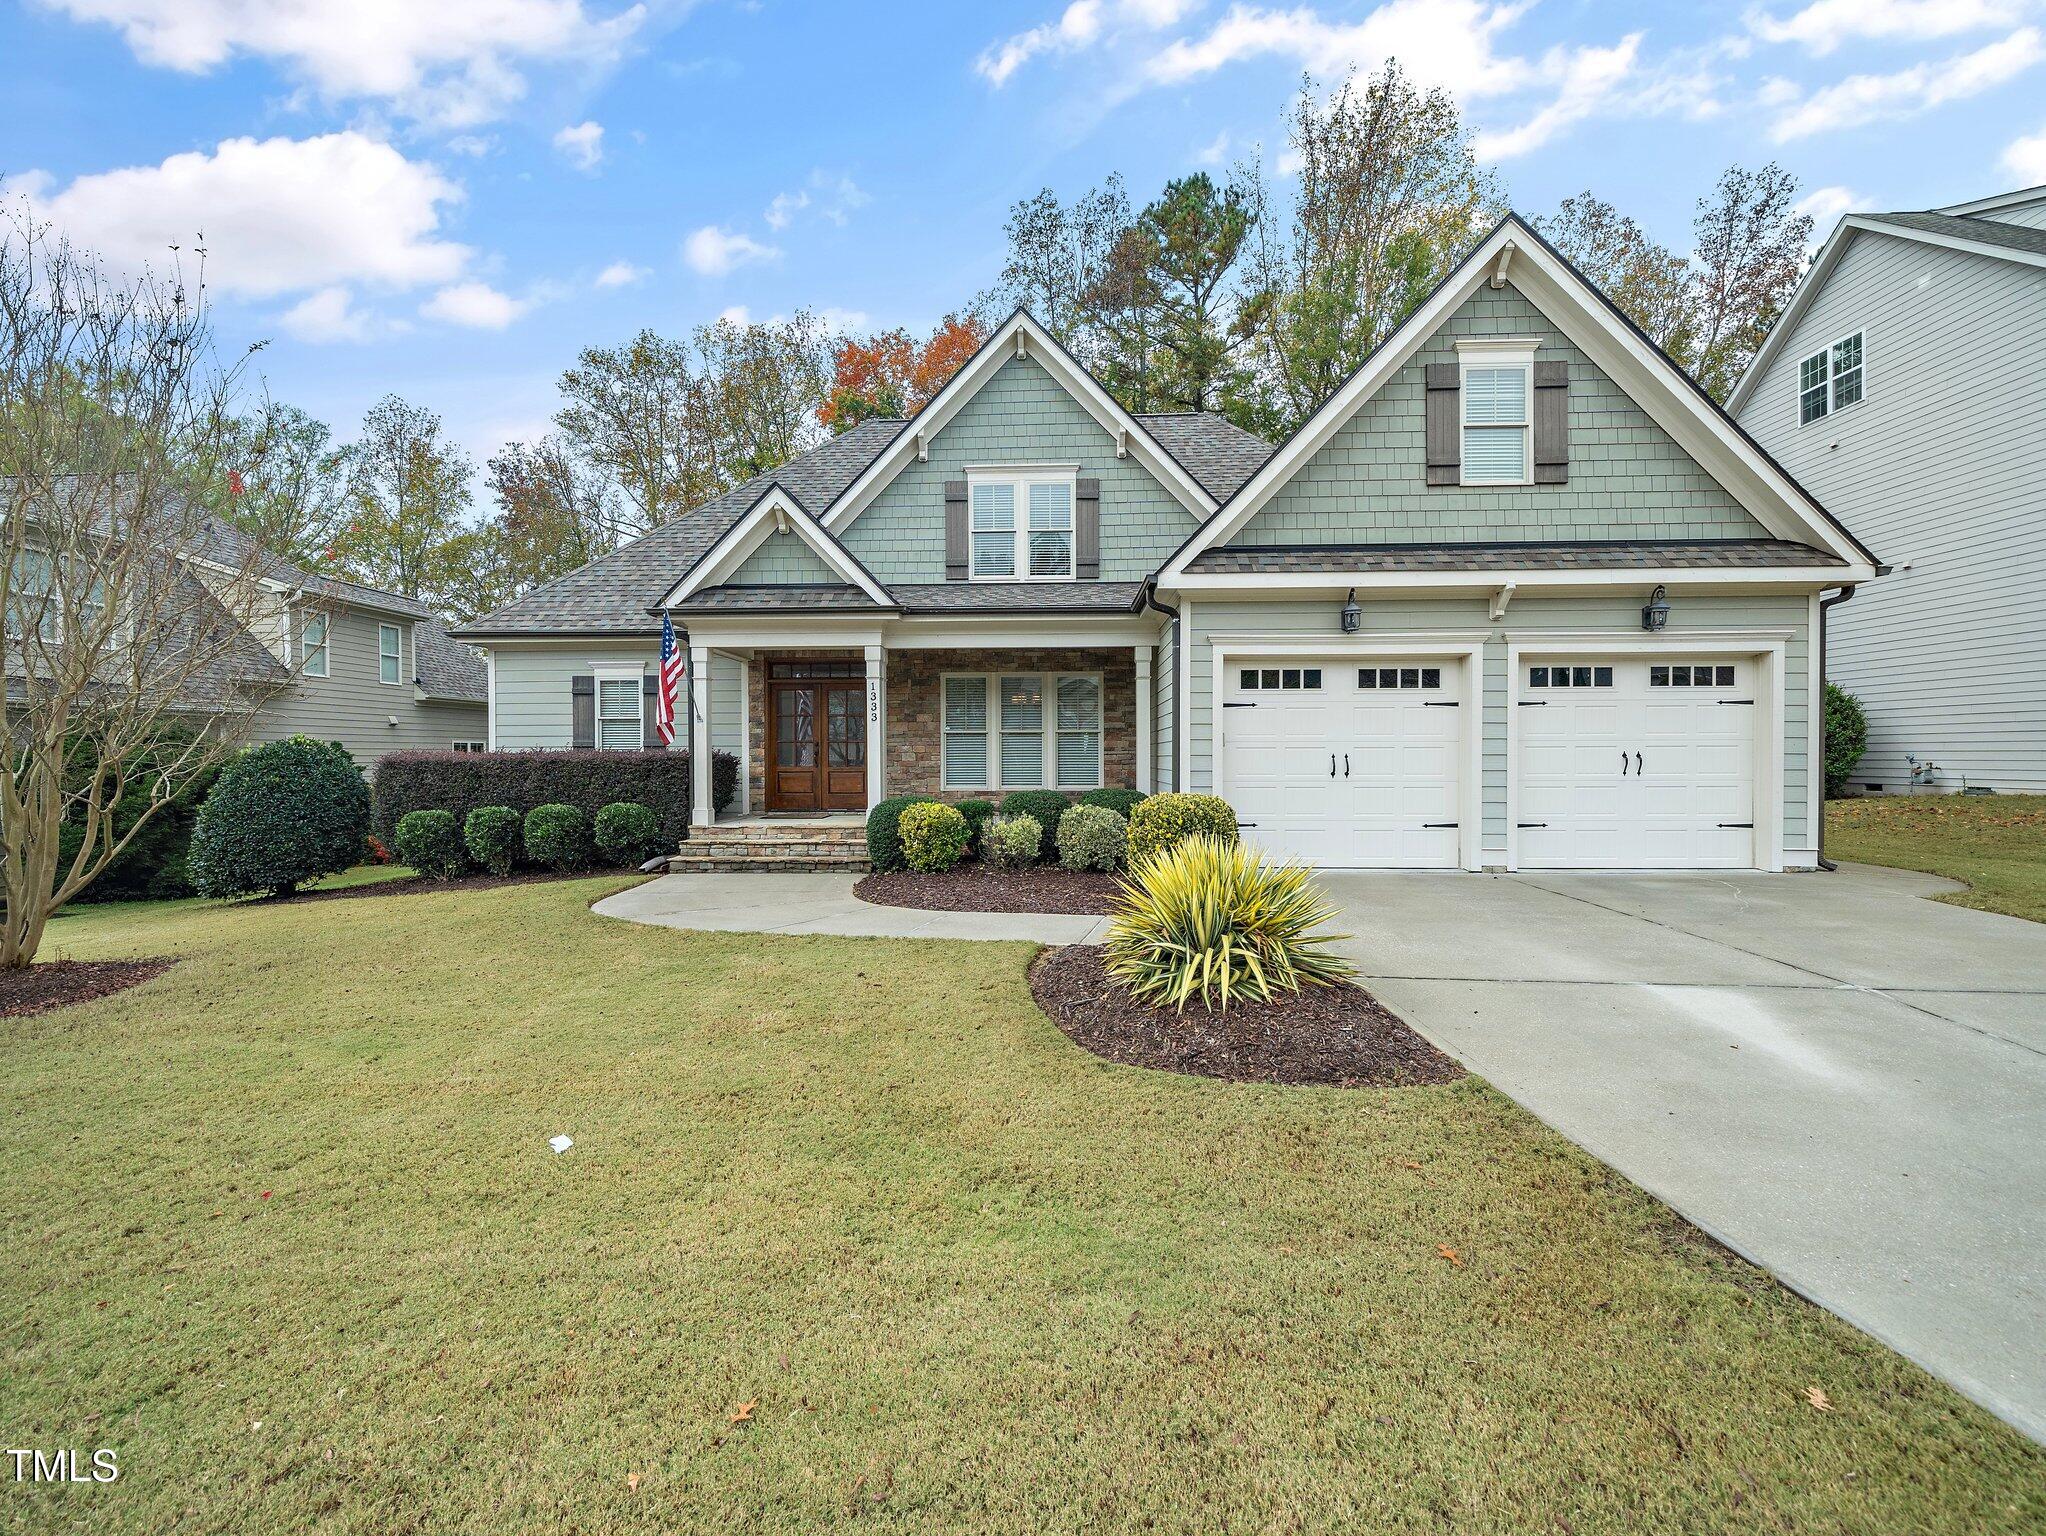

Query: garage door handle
[1718,699,1754,706]
[1718,822,1754,828]
[1330,754,1336,778]
[1635,751,1643,775]
[1223,701,1257,708]
[1344,753,1350,777]
[1517,700,1547,706]
[1517,822,1547,828]
[1423,700,1458,707]
[1621,750,1628,775]
[1424,822,1458,828]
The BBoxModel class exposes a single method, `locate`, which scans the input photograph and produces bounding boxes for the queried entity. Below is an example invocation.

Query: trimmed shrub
[190,736,372,899]
[1823,682,1869,798]
[523,803,592,871]
[999,791,1070,861]
[371,748,737,850]
[395,809,464,880]
[983,812,1042,870]
[1127,792,1239,866]
[1079,787,1148,821]
[953,798,997,855]
[464,805,523,877]
[865,794,937,873]
[1057,803,1127,872]
[594,802,662,868]
[1105,834,1353,1011]
[899,801,970,873]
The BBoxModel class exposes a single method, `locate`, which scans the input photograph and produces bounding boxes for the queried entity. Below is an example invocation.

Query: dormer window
[1455,339,1536,486]
[968,469,1075,580]
[1799,331,1864,425]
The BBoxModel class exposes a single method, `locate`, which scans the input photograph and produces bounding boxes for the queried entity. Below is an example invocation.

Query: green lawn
[1828,794,2046,923]
[5,882,2041,1533]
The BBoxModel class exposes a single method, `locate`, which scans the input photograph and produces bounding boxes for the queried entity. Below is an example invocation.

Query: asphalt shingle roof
[668,585,896,613]
[1186,539,1846,574]
[1134,412,1273,503]
[890,581,1147,613]
[413,615,488,701]
[1864,209,2046,260]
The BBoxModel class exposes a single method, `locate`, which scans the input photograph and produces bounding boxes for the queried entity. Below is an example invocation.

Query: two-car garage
[1217,645,1773,872]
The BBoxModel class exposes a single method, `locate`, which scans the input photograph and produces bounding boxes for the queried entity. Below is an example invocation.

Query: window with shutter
[597,675,643,749]
[967,470,1077,579]
[1461,362,1531,484]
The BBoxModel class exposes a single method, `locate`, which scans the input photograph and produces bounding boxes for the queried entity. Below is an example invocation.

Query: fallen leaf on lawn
[729,1399,757,1425]
[1804,1386,1832,1412]
[1389,1159,1422,1170]
[1437,1244,1462,1268]
[626,1472,642,1492]
[1278,1243,1297,1255]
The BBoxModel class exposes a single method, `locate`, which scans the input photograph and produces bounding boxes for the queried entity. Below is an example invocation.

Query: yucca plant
[1104,834,1354,1012]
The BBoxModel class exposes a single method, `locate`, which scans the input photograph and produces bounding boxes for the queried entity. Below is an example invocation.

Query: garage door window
[1359,667,1441,689]
[1651,664,1737,687]
[1528,665,1613,688]
[1238,667,1323,690]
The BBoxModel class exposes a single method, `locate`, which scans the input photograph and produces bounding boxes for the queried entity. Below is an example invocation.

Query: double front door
[767,660,866,812]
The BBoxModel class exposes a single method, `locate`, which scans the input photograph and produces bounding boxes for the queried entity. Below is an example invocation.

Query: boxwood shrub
[899,801,970,872]
[190,735,372,898]
[983,812,1042,869]
[999,790,1071,861]
[371,748,736,850]
[395,809,464,879]
[953,797,997,855]
[463,805,523,877]
[1056,803,1127,871]
[594,802,662,868]
[1126,793,1239,867]
[524,803,592,871]
[865,794,937,873]
[1078,787,1147,821]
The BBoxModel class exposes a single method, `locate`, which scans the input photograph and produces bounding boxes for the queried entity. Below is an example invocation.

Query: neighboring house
[454,213,1875,872]
[1729,184,2046,794]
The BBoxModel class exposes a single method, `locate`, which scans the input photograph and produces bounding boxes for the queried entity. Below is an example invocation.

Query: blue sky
[5,0,2043,474]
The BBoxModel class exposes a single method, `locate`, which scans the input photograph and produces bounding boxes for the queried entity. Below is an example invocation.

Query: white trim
[660,486,893,609]
[1458,347,1535,487]
[1210,637,1485,872]
[1730,214,2046,414]
[937,669,1105,792]
[967,467,1077,581]
[1177,597,1192,793]
[823,310,1218,533]
[1503,635,1786,873]
[377,621,403,686]
[592,661,646,751]
[738,656,752,811]
[483,648,497,749]
[1134,644,1154,794]
[1454,335,1542,354]
[1935,183,2046,217]
[1807,590,1823,855]
[864,644,885,808]
[689,645,712,826]
[300,611,330,678]
[1794,327,1866,428]
[1160,216,1872,579]
[1165,566,1875,596]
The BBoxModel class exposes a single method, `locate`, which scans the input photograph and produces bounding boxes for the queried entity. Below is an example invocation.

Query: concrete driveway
[1321,862,2046,1442]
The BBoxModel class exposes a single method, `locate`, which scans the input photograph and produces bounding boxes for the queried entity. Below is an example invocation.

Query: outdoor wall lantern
[1340,588,1362,633]
[1641,584,1671,632]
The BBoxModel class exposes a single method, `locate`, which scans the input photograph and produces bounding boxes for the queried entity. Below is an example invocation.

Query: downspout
[1815,584,1859,871]
[1141,579,1181,791]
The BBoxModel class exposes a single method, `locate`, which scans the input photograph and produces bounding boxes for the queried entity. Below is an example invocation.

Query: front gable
[1228,282,1768,548]
[838,351,1203,583]
[728,526,841,585]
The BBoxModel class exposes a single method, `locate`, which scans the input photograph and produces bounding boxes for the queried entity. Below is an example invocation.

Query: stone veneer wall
[882,647,1136,802]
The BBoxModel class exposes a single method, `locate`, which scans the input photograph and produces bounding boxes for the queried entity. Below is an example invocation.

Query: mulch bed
[856,865,1121,915]
[1,958,175,1020]
[274,869,629,904]
[1030,945,1464,1088]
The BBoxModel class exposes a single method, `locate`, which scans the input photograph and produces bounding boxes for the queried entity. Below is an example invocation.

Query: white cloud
[1770,26,2044,139]
[2004,122,2046,181]
[38,0,647,127]
[765,170,869,230]
[277,285,373,343]
[817,306,871,332]
[1794,184,1871,226]
[1748,0,2022,56]
[976,0,1198,85]
[1194,129,1231,165]
[1474,35,1641,159]
[683,225,779,277]
[552,119,604,172]
[764,189,808,230]
[593,259,647,288]
[1143,0,1535,97]
[12,131,470,298]
[420,280,530,328]
[717,304,750,325]
[445,133,494,156]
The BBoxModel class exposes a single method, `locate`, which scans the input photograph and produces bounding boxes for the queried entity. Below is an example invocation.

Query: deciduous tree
[332,394,474,607]
[820,314,989,432]
[1690,164,1812,403]
[211,398,351,569]
[1533,193,1697,359]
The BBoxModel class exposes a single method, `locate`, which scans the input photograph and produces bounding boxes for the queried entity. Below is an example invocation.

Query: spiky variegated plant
[1104,834,1354,1012]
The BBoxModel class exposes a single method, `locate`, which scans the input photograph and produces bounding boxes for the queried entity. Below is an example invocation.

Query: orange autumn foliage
[819,314,988,431]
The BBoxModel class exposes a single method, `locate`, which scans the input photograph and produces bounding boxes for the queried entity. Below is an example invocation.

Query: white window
[301,613,329,677]
[1461,358,1531,484]
[596,673,643,750]
[1798,330,1864,425]
[453,739,486,753]
[378,622,402,685]
[968,470,1076,580]
[5,551,57,642]
[940,670,1102,790]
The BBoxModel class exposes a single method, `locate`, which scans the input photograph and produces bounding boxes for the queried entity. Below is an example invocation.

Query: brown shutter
[571,674,595,749]
[1424,362,1460,486]
[642,672,661,749]
[1533,360,1569,485]
[943,479,968,580]
[1075,477,1101,579]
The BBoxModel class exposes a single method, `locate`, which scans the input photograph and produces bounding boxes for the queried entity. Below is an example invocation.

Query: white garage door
[1222,660,1462,868]
[1516,655,1758,869]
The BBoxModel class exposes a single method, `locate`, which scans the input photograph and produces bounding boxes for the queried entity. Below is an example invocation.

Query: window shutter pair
[571,674,595,749]
[642,673,662,749]
[1424,358,1570,485]
[943,476,1102,580]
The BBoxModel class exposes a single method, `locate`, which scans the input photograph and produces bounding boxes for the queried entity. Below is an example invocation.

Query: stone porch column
[1135,644,1154,793]
[864,644,885,808]
[690,642,712,827]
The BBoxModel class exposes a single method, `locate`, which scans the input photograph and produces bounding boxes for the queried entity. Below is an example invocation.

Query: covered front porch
[678,615,1163,827]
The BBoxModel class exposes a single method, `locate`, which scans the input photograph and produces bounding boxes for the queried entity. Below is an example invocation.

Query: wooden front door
[767,664,867,812]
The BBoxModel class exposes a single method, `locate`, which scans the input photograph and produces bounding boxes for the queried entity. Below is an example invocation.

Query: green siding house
[455,214,1877,872]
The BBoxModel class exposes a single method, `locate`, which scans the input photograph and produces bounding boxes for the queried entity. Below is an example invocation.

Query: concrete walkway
[592,871,1110,944]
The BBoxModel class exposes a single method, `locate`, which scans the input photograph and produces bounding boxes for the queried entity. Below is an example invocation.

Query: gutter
[1815,581,1869,871]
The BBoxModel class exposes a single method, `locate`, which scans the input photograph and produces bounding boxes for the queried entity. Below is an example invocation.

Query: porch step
[668,821,870,873]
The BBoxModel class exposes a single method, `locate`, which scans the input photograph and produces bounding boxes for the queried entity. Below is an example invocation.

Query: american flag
[656,613,682,746]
